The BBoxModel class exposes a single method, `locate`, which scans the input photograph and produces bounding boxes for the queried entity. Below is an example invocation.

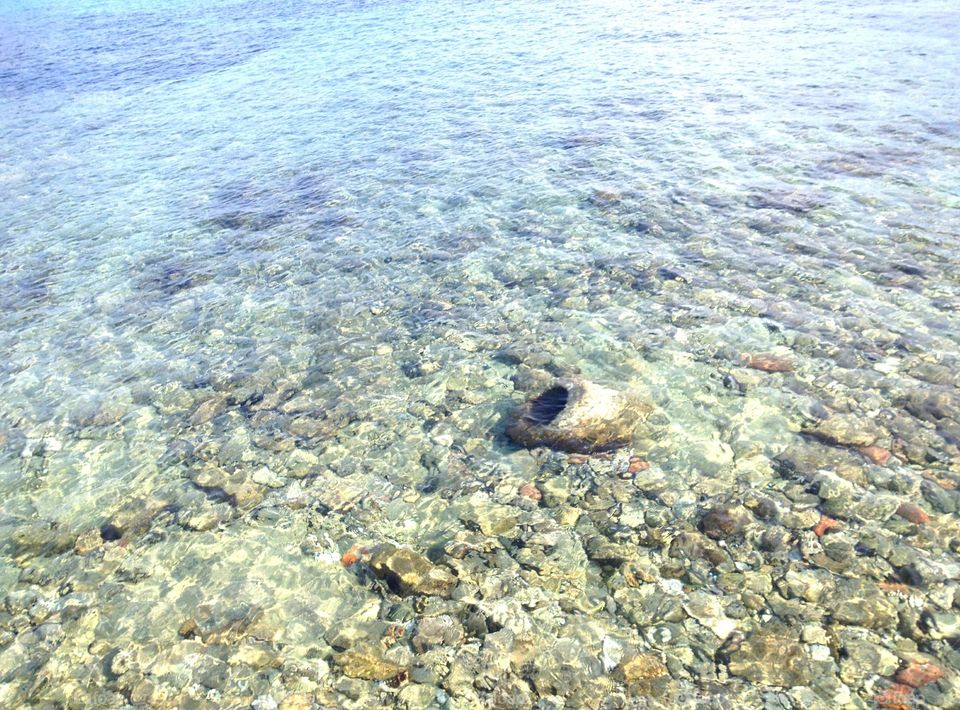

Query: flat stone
[805,414,879,447]
[727,627,814,687]
[412,615,463,652]
[191,395,228,426]
[335,647,405,681]
[278,694,313,710]
[621,653,670,695]
[397,684,437,710]
[74,528,103,555]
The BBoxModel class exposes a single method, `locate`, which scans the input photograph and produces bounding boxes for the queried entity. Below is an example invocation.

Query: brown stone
[727,628,812,687]
[279,693,313,710]
[506,378,652,454]
[226,481,266,510]
[191,395,228,426]
[336,647,405,681]
[744,353,793,373]
[812,514,842,537]
[74,529,103,555]
[621,653,671,696]
[895,502,929,525]
[369,544,457,597]
[859,445,892,465]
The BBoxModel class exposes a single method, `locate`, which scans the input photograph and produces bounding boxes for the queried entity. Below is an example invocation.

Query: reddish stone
[896,662,944,689]
[895,502,929,525]
[876,684,912,710]
[743,353,793,373]
[519,482,542,501]
[568,453,589,465]
[340,546,361,567]
[812,514,842,537]
[628,458,650,474]
[859,445,892,465]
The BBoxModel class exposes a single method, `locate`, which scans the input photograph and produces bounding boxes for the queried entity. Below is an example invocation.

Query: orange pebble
[340,546,361,567]
[628,458,650,474]
[859,445,892,465]
[743,353,793,373]
[876,684,912,710]
[896,662,944,689]
[812,514,842,537]
[895,502,929,525]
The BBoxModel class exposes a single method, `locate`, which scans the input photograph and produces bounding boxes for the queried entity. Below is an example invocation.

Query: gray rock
[397,684,438,710]
[922,611,960,640]
[412,615,463,653]
[838,637,899,685]
[490,675,534,709]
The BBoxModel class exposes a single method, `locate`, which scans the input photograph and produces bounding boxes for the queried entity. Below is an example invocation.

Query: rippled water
[2,0,960,707]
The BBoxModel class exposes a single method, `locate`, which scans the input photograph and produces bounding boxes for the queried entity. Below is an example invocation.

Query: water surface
[1,0,959,707]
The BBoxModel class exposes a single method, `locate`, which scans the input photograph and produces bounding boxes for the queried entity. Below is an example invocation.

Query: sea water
[1,0,959,707]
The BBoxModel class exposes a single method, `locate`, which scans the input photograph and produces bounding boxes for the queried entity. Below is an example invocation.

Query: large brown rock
[506,377,651,453]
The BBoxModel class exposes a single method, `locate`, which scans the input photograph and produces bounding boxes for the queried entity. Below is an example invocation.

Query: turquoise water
[1,0,960,707]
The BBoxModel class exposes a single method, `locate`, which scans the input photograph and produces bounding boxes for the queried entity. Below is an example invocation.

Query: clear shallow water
[1,0,960,707]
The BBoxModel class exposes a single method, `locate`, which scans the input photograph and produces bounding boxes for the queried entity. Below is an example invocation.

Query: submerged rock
[744,353,794,373]
[369,544,457,597]
[335,646,406,680]
[700,504,751,540]
[727,627,813,687]
[805,414,880,448]
[412,615,463,652]
[621,653,670,694]
[506,377,651,453]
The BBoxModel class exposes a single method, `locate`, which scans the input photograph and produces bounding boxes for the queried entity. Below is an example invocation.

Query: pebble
[621,653,669,689]
[627,457,650,474]
[412,615,463,653]
[743,353,794,373]
[191,395,228,426]
[806,414,878,447]
[727,627,813,687]
[812,515,842,537]
[701,505,750,540]
[875,683,912,710]
[859,445,892,465]
[895,661,944,688]
[335,647,406,681]
[278,694,313,710]
[397,684,439,710]
[74,529,103,555]
[518,482,542,501]
[895,502,929,525]
[922,611,960,640]
[369,544,458,597]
